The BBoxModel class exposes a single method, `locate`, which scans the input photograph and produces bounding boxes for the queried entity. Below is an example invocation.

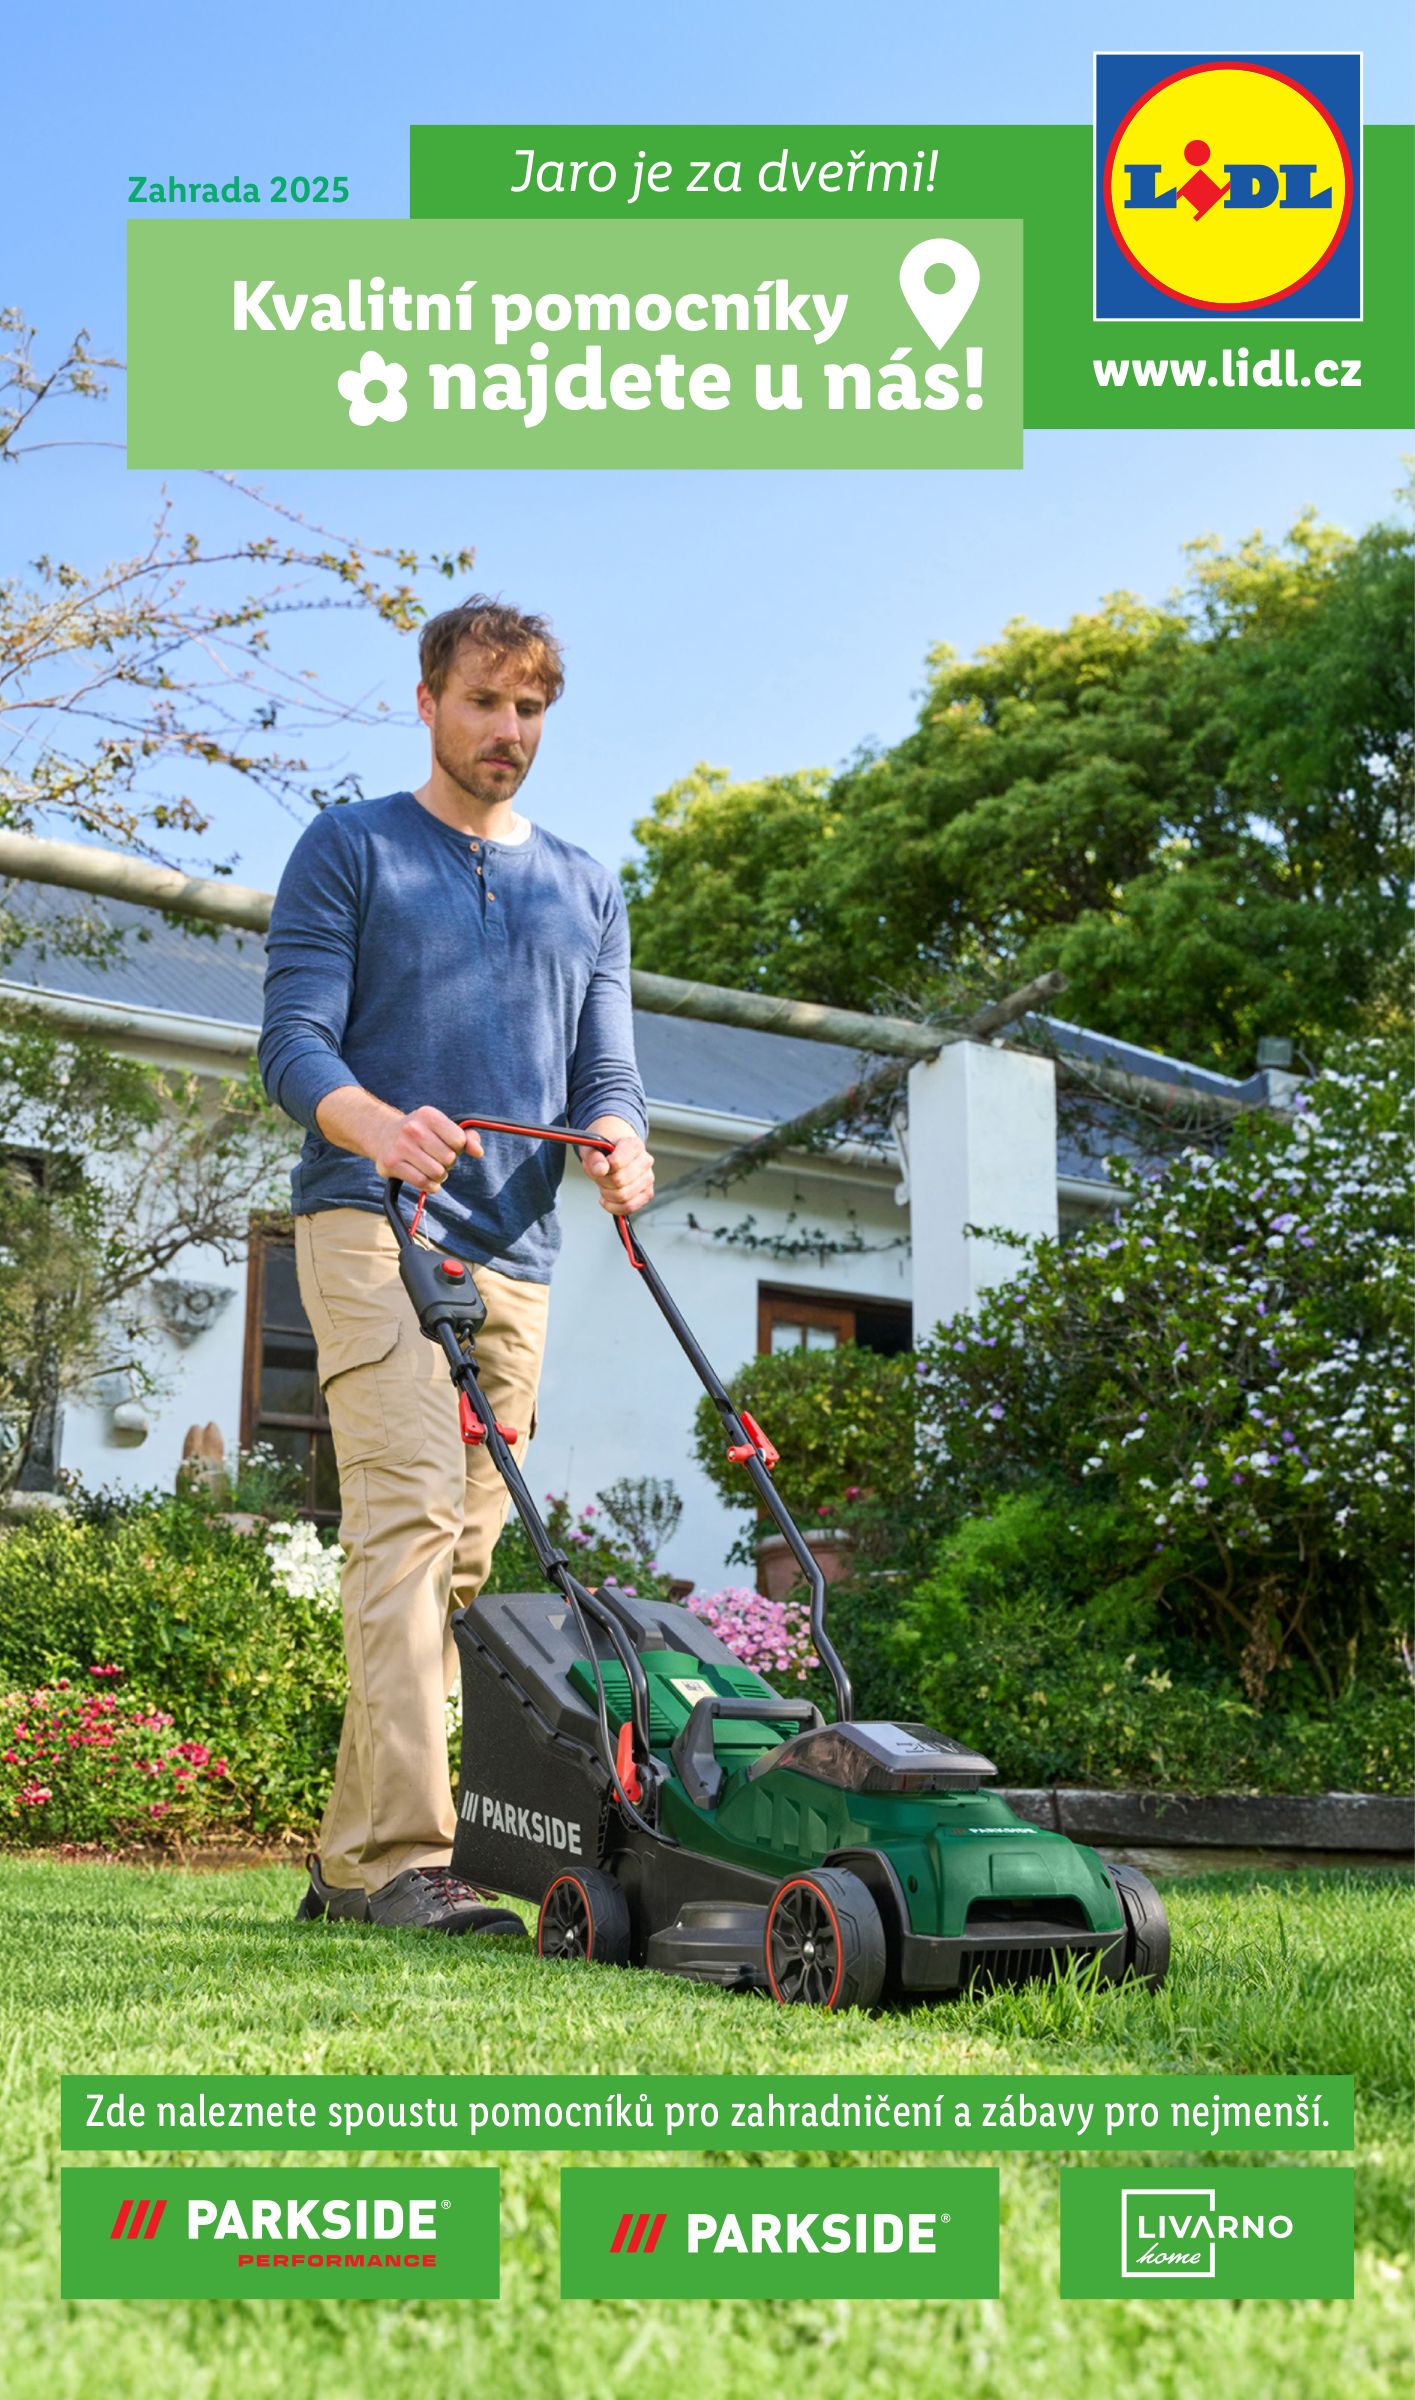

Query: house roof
[0,889,1270,1182]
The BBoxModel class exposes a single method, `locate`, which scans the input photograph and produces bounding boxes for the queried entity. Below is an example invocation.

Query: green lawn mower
[387,1115,1171,2012]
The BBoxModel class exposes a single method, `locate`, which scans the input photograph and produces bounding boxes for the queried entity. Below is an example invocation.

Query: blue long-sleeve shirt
[258,792,647,1282]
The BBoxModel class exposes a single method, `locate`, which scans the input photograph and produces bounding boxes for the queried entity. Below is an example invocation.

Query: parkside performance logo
[62,2169,500,2300]
[1095,54,1362,319]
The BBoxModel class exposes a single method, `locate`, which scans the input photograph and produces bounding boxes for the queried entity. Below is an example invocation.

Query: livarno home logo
[561,2165,1000,2298]
[1120,2185,1290,2278]
[1095,54,1362,319]
[61,2169,500,2300]
[1059,2168,1355,2300]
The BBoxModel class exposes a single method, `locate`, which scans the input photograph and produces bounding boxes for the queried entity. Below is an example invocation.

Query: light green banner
[1059,2167,1355,2299]
[61,2167,500,2300]
[560,2165,999,2298]
[127,217,1021,468]
[63,2072,1354,2152]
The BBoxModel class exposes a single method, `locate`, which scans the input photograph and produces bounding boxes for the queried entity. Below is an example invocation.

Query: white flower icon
[337,349,408,427]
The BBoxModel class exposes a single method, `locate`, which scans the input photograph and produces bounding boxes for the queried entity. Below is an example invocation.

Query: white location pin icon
[899,238,981,349]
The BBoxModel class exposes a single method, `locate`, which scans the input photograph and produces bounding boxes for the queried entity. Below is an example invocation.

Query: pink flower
[149,1802,169,1817]
[18,1784,51,1807]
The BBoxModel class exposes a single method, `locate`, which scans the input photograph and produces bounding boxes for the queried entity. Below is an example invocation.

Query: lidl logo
[1095,54,1362,320]
[1060,2168,1354,2299]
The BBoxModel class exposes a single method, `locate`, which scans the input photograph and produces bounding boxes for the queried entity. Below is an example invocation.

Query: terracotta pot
[755,1528,855,1602]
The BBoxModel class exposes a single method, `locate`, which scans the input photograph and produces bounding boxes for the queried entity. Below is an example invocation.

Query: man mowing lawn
[258,596,655,1935]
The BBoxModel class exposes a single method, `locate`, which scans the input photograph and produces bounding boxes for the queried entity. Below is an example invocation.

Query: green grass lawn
[2,1857,1410,2400]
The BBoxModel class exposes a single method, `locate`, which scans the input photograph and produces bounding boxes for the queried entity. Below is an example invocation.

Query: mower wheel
[1109,1862,1172,1989]
[765,1868,886,2011]
[537,1867,631,1967]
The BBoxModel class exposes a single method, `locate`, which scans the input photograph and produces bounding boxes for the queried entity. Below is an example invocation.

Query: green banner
[560,2166,999,2299]
[127,216,1022,469]
[411,125,969,219]
[1059,2168,1355,2299]
[406,121,1415,431]
[63,2072,1354,2152]
[60,2167,500,2300]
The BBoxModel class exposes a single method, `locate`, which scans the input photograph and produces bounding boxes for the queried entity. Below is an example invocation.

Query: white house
[1,891,1280,1591]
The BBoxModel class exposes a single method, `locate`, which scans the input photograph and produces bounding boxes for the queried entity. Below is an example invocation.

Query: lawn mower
[385,1114,1171,2011]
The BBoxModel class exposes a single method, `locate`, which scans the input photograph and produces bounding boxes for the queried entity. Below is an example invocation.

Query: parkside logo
[459,1787,583,1853]
[687,2209,946,2256]
[1095,54,1362,319]
[562,2167,1000,2300]
[187,2193,441,2266]
[1121,2186,1292,2278]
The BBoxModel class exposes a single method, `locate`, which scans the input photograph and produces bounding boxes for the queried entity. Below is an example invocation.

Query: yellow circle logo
[1104,61,1353,312]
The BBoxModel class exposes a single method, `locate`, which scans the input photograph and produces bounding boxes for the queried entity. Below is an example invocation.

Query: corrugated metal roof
[0,888,1266,1152]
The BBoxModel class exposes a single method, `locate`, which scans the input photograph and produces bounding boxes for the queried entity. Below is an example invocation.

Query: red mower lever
[727,1409,779,1471]
[614,1720,643,1806]
[458,1393,518,1448]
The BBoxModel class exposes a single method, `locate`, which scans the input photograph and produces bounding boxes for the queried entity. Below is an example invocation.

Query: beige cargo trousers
[295,1204,550,1893]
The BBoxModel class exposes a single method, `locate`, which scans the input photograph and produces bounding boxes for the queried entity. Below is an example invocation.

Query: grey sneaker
[295,1855,369,1921]
[369,1866,527,1936]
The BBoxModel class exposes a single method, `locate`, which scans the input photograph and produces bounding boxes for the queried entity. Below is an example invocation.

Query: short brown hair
[418,594,566,704]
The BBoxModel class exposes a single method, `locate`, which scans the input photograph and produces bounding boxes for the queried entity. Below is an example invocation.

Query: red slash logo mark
[110,2198,167,2240]
[610,2210,666,2255]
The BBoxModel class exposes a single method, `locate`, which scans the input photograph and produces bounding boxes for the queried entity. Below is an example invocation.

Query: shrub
[483,1491,671,1603]
[692,1344,917,1560]
[0,1673,236,1847]
[871,1489,1413,1793]
[912,1041,1413,1700]
[686,1587,817,1682]
[0,1495,345,1837]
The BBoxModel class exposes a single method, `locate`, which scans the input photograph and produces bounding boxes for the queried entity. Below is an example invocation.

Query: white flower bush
[264,1520,342,1613]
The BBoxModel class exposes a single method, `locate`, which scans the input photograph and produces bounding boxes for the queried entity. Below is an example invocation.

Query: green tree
[625,507,1413,1070]
[0,316,474,961]
[0,1007,292,1495]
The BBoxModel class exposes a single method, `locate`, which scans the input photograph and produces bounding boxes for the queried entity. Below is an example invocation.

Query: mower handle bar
[381,1113,854,1730]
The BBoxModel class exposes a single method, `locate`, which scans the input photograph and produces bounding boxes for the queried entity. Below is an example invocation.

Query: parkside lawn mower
[387,1116,1171,2012]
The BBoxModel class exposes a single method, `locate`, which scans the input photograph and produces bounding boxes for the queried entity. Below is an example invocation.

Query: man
[258,597,653,1933]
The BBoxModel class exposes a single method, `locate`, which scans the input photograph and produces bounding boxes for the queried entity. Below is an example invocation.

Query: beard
[431,724,531,805]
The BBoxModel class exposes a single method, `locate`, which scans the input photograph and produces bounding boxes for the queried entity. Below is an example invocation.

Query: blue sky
[8,1,1413,893]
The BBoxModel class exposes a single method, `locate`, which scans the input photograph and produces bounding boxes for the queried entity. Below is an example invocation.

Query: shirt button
[487,891,496,902]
